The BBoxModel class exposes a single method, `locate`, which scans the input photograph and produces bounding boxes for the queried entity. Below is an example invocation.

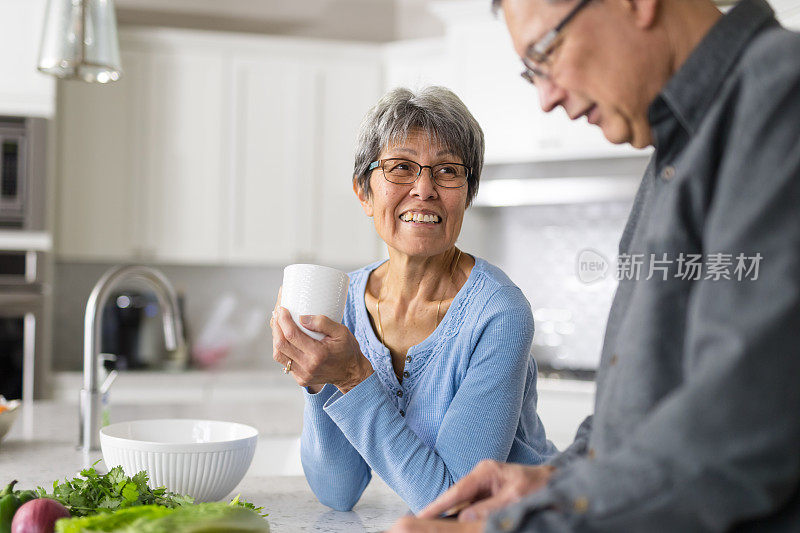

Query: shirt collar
[650,0,777,137]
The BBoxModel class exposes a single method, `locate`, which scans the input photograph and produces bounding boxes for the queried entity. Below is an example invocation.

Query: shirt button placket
[398,355,411,418]
[573,496,590,514]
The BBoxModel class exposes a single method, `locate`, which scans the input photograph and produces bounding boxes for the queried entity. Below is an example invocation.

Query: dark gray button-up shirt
[488,0,800,530]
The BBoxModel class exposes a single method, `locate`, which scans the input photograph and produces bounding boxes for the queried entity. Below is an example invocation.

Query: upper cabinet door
[225,57,317,264]
[315,58,383,267]
[0,0,55,117]
[56,50,145,260]
[138,49,226,263]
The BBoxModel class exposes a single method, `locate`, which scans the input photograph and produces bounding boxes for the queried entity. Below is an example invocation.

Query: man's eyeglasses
[521,0,593,85]
[368,158,470,188]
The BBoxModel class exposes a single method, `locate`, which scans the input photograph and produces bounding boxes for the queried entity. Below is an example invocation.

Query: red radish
[10,498,70,533]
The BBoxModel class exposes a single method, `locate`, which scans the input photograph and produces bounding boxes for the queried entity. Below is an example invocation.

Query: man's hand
[418,460,556,522]
[388,517,485,533]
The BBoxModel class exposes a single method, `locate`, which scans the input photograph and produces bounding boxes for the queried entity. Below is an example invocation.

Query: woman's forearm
[323,375,512,514]
[301,384,372,510]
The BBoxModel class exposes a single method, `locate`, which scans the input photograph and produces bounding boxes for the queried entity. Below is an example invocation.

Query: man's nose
[536,77,567,113]
[410,168,438,199]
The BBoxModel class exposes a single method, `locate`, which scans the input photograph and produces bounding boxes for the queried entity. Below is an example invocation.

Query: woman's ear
[353,177,373,217]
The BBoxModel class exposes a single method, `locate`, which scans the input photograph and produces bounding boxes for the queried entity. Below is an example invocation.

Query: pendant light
[37,0,123,84]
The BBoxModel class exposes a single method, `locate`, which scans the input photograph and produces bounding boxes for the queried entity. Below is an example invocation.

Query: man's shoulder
[737,24,800,84]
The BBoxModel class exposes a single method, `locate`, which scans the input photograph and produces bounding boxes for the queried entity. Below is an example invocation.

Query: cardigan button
[399,410,405,417]
[403,371,410,378]
[405,355,412,363]
[396,390,403,398]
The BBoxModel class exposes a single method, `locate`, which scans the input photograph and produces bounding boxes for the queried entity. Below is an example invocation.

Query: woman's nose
[410,168,438,199]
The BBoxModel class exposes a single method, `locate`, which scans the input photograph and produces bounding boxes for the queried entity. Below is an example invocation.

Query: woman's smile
[398,210,442,225]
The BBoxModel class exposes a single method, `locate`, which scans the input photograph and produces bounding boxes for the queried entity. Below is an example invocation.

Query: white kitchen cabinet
[57,45,226,264]
[137,48,227,263]
[56,28,382,266]
[315,61,383,266]
[227,44,382,266]
[56,50,144,260]
[383,39,453,91]
[226,57,317,264]
[0,0,55,117]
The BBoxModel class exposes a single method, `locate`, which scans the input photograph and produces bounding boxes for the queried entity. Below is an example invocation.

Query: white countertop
[1,369,593,531]
[0,398,409,532]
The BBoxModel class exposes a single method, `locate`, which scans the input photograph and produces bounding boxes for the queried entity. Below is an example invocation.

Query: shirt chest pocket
[641,164,706,260]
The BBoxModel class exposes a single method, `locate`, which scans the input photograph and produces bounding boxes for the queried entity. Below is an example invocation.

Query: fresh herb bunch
[35,463,194,517]
[229,494,267,518]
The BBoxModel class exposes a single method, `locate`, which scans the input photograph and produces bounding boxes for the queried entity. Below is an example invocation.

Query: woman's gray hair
[353,86,485,207]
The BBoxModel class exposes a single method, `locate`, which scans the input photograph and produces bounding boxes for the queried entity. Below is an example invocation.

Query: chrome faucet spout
[79,265,185,452]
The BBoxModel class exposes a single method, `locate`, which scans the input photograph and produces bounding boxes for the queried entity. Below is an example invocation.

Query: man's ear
[353,177,373,217]
[626,0,659,29]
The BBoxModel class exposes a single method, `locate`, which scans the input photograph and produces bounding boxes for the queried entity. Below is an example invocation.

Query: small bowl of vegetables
[0,396,21,443]
[100,419,258,502]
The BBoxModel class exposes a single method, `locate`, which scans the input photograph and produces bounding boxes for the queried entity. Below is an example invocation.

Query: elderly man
[389,0,800,531]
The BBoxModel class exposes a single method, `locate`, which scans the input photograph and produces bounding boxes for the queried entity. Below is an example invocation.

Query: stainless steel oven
[0,292,42,402]
[0,249,49,403]
[0,117,47,231]
[0,116,51,404]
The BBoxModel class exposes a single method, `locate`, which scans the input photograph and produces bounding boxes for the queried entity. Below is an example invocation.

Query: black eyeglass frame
[368,158,471,189]
[520,0,594,84]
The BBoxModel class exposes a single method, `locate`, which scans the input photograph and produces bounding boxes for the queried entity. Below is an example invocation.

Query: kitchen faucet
[79,265,184,452]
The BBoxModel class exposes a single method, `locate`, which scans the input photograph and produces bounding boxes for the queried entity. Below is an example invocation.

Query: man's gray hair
[353,86,485,207]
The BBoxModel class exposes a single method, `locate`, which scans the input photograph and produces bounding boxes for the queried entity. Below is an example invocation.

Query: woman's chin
[388,241,453,260]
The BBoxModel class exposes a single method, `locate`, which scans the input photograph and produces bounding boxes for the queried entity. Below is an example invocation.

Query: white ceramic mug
[280,264,349,340]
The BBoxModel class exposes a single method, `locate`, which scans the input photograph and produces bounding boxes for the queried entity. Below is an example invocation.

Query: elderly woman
[271,86,556,513]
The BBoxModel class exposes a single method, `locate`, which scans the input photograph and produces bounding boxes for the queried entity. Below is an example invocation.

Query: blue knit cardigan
[300,257,556,513]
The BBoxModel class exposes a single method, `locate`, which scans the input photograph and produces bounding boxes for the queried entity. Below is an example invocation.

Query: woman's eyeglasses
[368,159,469,189]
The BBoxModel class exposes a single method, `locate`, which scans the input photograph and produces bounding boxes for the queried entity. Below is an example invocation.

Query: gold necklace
[375,248,462,347]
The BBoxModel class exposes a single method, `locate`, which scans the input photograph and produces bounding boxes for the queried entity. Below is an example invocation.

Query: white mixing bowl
[100,419,258,502]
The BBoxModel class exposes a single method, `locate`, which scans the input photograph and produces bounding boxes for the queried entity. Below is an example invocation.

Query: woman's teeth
[400,212,440,223]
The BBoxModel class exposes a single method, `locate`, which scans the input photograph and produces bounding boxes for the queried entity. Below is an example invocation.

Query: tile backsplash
[461,201,631,370]
[52,262,287,371]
